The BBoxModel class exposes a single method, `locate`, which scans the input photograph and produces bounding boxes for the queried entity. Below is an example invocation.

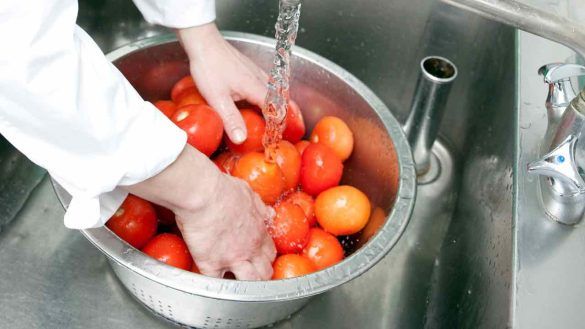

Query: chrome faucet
[528,71,585,225]
[537,64,585,151]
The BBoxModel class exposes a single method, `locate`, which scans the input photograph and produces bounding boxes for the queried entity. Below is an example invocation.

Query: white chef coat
[0,0,215,229]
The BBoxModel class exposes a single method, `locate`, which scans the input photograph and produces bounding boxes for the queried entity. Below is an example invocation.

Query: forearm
[123,144,222,215]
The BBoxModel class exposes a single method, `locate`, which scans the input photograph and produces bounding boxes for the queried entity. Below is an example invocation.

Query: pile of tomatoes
[106,75,375,280]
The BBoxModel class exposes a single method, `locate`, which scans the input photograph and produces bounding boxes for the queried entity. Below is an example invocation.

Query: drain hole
[422,56,457,81]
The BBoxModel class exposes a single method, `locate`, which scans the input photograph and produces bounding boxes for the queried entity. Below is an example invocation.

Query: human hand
[176,23,268,145]
[125,145,276,280]
[175,173,276,280]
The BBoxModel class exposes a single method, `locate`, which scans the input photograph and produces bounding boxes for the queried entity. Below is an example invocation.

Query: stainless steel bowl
[52,32,416,328]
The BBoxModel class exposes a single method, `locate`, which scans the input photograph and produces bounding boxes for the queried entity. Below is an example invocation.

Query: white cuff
[133,0,216,29]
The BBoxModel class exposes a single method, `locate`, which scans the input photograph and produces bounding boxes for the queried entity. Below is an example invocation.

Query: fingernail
[232,128,246,144]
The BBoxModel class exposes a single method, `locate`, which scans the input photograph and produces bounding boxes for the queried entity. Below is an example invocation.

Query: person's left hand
[176,23,269,145]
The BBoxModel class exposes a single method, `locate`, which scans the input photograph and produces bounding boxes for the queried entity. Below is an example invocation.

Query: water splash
[262,0,302,158]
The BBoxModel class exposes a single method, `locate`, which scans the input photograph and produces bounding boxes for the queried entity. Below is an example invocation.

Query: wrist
[124,144,222,215]
[176,22,223,61]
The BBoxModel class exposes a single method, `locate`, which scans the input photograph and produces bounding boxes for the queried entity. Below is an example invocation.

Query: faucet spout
[441,0,585,59]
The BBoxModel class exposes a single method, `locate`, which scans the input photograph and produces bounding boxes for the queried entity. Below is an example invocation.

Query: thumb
[207,94,247,144]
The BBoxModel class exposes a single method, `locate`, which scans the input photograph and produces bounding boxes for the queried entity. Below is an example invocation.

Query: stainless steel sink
[0,1,516,328]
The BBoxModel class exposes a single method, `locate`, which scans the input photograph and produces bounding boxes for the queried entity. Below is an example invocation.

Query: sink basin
[0,0,515,328]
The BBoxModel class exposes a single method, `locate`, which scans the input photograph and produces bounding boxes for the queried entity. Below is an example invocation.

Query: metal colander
[51,32,416,328]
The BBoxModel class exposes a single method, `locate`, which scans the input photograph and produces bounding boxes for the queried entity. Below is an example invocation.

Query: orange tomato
[310,116,354,161]
[283,191,316,226]
[171,76,196,101]
[272,254,316,280]
[302,228,344,270]
[295,140,310,156]
[175,87,207,107]
[171,104,224,156]
[359,206,386,245]
[273,140,302,191]
[153,100,177,119]
[315,185,371,236]
[212,151,240,174]
[282,100,306,143]
[227,109,266,154]
[232,152,285,204]
[268,202,310,254]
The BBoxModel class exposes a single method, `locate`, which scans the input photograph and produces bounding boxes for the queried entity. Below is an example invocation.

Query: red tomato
[300,143,343,196]
[310,116,354,161]
[226,109,265,154]
[153,204,175,226]
[153,100,177,119]
[175,88,207,108]
[268,202,310,254]
[282,100,305,143]
[315,185,371,236]
[232,152,285,204]
[272,254,315,280]
[172,104,223,156]
[295,140,310,156]
[212,151,240,174]
[171,76,196,101]
[302,228,344,270]
[142,233,193,271]
[106,194,157,249]
[273,140,302,191]
[283,191,316,226]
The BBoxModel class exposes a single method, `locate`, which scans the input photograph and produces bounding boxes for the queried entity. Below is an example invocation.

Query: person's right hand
[125,145,276,280]
[175,173,276,280]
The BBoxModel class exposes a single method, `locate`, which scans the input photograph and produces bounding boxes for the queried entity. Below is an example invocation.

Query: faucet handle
[528,134,585,195]
[538,63,585,84]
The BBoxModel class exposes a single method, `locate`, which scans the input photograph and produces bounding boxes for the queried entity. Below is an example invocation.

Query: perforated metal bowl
[52,32,416,328]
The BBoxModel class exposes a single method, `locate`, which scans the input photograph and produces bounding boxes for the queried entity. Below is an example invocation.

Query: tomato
[315,185,371,236]
[172,104,223,156]
[300,143,343,196]
[153,100,177,119]
[359,206,386,247]
[310,116,354,161]
[226,109,265,154]
[142,233,193,271]
[106,194,157,249]
[283,191,316,226]
[171,76,195,101]
[295,140,310,156]
[272,254,315,280]
[212,151,240,174]
[273,140,301,191]
[232,152,285,204]
[175,88,207,108]
[302,228,344,270]
[153,204,175,226]
[268,202,310,254]
[282,100,305,143]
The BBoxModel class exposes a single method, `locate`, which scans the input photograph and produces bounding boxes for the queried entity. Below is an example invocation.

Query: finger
[261,235,277,262]
[198,265,225,278]
[242,77,269,109]
[207,94,247,144]
[230,261,261,281]
[251,254,274,280]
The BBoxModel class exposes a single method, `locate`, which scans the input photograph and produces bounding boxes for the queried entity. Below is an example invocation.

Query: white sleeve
[132,0,216,28]
[0,0,187,229]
